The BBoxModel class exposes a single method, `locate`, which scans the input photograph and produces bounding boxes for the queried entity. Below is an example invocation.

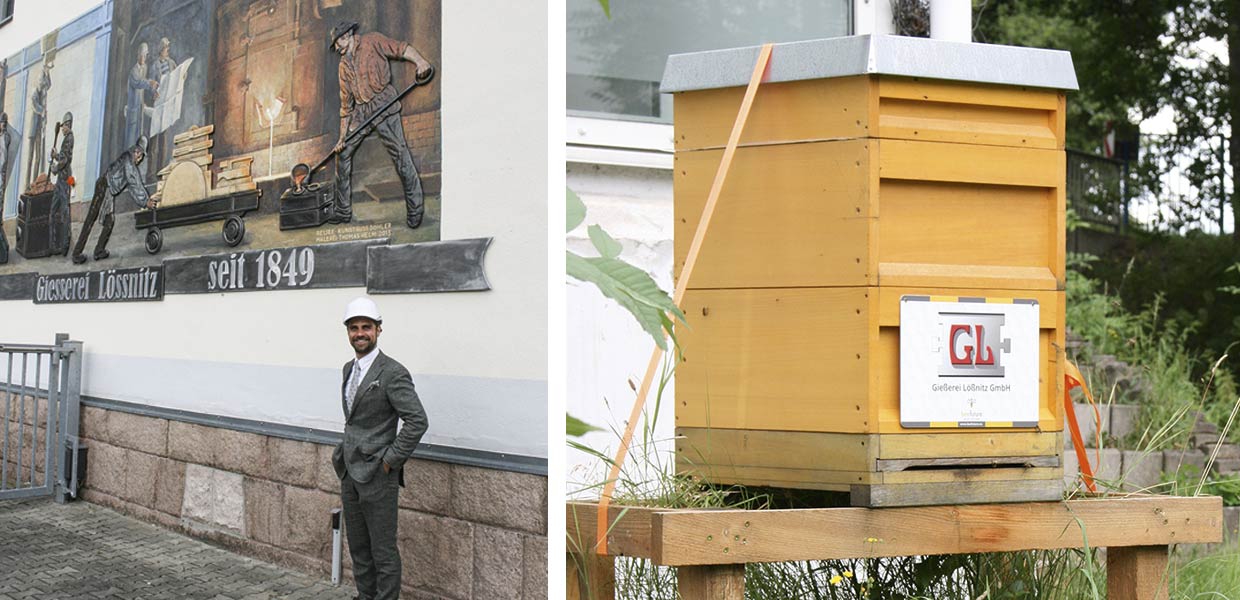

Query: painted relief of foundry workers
[332,297,428,600]
[72,136,158,264]
[49,112,74,255]
[0,114,10,264]
[125,42,159,149]
[329,21,433,228]
[27,56,53,178]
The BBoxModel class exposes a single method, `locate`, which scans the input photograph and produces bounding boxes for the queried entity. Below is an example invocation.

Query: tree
[976,0,1240,235]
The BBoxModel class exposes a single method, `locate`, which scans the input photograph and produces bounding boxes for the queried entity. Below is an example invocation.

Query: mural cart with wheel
[134,188,260,254]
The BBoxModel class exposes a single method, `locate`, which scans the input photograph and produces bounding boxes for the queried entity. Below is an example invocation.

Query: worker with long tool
[49,112,73,255]
[328,20,433,228]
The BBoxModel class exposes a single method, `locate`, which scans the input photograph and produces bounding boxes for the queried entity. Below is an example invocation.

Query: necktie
[346,361,361,414]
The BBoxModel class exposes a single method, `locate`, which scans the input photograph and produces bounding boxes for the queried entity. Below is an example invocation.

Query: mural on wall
[1,21,102,266]
[0,0,487,301]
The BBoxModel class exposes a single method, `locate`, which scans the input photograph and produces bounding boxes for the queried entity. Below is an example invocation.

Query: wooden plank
[877,263,1059,290]
[566,502,656,559]
[567,553,616,600]
[879,465,1061,485]
[876,431,1062,459]
[215,174,254,186]
[681,462,1060,489]
[676,288,872,433]
[1107,545,1169,600]
[218,156,254,170]
[876,455,1060,472]
[647,496,1222,566]
[677,428,877,473]
[875,180,1058,284]
[878,100,1058,150]
[173,124,214,144]
[213,181,258,193]
[172,138,214,156]
[674,76,871,151]
[678,461,879,488]
[851,478,1061,507]
[217,163,252,179]
[675,430,1063,490]
[875,287,1061,328]
[878,138,1063,188]
[674,140,871,289]
[874,77,1063,150]
[877,77,1062,112]
[678,564,744,600]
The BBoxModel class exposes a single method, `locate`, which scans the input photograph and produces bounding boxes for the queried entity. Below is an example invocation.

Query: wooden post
[567,553,616,600]
[1107,545,1169,600]
[678,564,745,600]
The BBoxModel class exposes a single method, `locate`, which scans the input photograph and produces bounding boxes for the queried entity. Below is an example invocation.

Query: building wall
[73,402,547,600]
[0,0,102,59]
[0,0,547,463]
[565,159,675,493]
[0,2,549,598]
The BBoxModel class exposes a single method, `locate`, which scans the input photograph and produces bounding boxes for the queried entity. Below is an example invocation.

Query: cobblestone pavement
[0,498,353,600]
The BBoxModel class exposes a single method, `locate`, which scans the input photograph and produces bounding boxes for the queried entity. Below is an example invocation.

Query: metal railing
[0,334,82,503]
[1066,148,1127,231]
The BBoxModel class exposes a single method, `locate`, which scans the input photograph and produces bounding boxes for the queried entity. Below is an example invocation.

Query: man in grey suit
[332,297,428,600]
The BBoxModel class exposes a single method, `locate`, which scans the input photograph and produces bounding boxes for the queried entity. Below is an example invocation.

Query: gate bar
[2,353,10,490]
[18,352,27,488]
[45,339,62,499]
[31,354,42,486]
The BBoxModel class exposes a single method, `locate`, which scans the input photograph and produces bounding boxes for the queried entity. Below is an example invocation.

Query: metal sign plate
[899,295,1040,428]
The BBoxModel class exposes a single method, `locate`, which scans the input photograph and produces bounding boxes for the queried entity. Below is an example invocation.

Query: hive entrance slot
[876,455,1060,473]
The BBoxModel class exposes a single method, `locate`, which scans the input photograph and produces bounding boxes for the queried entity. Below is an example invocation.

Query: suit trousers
[341,467,403,600]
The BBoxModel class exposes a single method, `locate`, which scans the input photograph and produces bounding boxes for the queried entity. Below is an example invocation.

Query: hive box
[662,35,1078,507]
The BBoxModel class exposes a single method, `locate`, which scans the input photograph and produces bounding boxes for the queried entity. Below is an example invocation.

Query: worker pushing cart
[72,136,156,264]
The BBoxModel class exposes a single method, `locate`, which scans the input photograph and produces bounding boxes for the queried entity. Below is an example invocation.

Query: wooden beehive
[663,36,1078,507]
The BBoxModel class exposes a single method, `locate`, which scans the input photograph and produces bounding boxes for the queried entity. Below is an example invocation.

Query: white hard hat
[343,297,382,324]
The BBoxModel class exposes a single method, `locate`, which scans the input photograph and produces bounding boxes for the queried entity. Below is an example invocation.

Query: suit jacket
[332,350,428,485]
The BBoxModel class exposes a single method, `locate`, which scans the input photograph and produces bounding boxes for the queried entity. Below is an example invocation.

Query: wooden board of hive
[669,68,1071,507]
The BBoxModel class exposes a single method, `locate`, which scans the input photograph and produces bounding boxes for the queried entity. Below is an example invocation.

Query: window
[0,0,13,27]
[567,0,851,122]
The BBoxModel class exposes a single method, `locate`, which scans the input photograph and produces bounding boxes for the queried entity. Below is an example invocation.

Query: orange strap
[1063,361,1100,493]
[595,44,774,555]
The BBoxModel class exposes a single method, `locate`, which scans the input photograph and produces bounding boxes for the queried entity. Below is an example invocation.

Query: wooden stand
[566,496,1223,600]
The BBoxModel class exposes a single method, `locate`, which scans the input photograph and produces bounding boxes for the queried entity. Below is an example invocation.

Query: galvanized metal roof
[660,34,1078,93]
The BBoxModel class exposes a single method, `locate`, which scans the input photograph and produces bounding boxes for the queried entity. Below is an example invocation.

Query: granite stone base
[77,405,547,600]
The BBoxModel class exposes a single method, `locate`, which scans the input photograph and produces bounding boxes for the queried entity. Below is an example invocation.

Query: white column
[853,0,895,36]
[930,0,972,42]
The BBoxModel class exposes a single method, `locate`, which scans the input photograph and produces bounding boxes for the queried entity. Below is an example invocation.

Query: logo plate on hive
[899,296,1040,428]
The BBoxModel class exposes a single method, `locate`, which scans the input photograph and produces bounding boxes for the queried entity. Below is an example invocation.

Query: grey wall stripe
[81,396,547,477]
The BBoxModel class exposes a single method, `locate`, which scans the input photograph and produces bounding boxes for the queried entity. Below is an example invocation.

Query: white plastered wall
[0,1,548,460]
[0,0,102,59]
[565,162,675,494]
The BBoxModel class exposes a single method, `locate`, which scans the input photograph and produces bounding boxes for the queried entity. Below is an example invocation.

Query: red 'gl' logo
[949,324,996,366]
[939,313,1008,377]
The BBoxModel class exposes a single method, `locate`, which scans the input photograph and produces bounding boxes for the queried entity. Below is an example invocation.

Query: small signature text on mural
[34,267,165,304]
[315,223,393,245]
[207,247,317,291]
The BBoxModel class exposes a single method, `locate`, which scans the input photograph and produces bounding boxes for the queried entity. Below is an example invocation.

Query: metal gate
[0,334,82,503]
